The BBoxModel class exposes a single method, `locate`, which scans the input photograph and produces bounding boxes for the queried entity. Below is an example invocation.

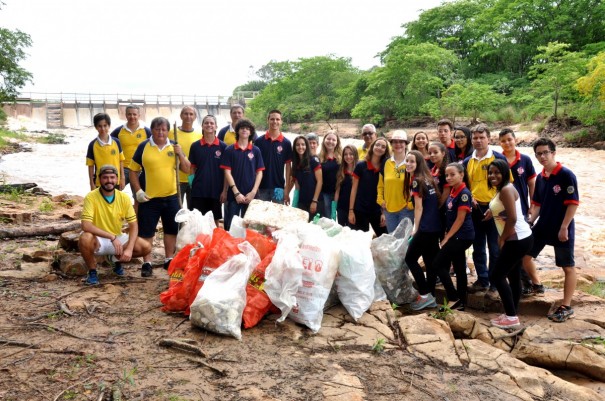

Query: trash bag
[229,215,246,238]
[313,216,343,237]
[242,250,276,329]
[185,228,245,315]
[190,242,260,340]
[334,228,375,321]
[264,231,304,322]
[175,208,216,251]
[245,229,277,261]
[288,223,340,333]
[371,218,418,305]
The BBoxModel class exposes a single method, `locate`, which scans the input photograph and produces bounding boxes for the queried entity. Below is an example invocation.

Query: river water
[1,127,604,271]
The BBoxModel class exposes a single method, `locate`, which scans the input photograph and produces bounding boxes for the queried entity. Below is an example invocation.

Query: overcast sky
[2,0,443,97]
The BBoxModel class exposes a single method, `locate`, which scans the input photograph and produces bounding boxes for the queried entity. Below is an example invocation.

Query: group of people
[80,107,580,325]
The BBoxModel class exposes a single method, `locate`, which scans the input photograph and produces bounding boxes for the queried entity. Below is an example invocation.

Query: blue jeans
[257,188,284,204]
[384,208,414,233]
[224,201,249,231]
[472,204,500,287]
[320,192,334,219]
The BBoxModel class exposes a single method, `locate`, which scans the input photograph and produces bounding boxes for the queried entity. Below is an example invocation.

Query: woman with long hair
[286,136,322,220]
[334,145,358,227]
[318,131,342,219]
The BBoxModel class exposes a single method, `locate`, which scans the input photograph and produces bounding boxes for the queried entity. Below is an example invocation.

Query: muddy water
[1,129,604,270]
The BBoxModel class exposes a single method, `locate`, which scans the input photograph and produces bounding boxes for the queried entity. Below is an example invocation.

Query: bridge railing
[14,92,238,106]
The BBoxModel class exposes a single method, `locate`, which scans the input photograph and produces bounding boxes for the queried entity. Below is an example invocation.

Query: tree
[577,51,605,107]
[529,42,586,117]
[0,25,32,104]
[425,81,505,122]
[352,43,458,123]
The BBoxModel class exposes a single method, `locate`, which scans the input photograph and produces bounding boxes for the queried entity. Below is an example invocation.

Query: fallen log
[0,183,37,193]
[0,220,81,238]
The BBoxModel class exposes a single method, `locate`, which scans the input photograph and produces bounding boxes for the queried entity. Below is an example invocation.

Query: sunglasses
[362,132,374,137]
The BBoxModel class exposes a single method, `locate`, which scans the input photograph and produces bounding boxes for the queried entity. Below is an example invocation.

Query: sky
[2,0,443,98]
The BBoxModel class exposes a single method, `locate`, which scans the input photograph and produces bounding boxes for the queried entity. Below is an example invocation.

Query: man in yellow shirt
[357,124,377,160]
[169,106,201,208]
[79,165,151,285]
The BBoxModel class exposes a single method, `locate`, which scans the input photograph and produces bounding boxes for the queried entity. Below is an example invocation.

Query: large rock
[445,311,515,352]
[0,262,49,279]
[58,253,88,276]
[15,247,54,263]
[59,230,81,251]
[512,320,605,382]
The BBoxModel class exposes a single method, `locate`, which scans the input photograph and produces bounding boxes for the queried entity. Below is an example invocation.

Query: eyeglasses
[362,132,374,137]
[535,150,552,157]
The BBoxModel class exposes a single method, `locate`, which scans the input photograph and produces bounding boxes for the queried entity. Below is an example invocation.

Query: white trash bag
[189,242,260,340]
[175,209,216,251]
[334,227,375,321]
[228,215,246,238]
[264,231,303,322]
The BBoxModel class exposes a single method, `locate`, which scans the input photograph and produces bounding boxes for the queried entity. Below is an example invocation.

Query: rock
[0,211,33,224]
[0,262,50,279]
[322,364,365,401]
[59,230,81,251]
[445,311,514,352]
[512,321,605,382]
[40,273,58,282]
[58,253,87,276]
[397,314,462,367]
[593,141,605,150]
[16,247,54,263]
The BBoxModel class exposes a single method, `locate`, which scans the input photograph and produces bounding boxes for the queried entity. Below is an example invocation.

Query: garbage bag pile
[159,203,419,339]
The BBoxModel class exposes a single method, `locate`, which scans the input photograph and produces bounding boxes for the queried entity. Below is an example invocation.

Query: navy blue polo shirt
[532,162,579,245]
[293,157,321,204]
[445,183,474,240]
[509,150,537,217]
[337,172,353,210]
[255,132,293,190]
[411,178,442,233]
[220,142,265,202]
[431,165,449,194]
[352,161,381,215]
[321,158,339,194]
[188,136,227,199]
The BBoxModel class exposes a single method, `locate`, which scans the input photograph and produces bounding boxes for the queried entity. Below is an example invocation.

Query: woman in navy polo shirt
[318,131,342,220]
[434,162,475,311]
[348,137,389,236]
[403,151,443,310]
[287,136,322,220]
[220,119,265,231]
[334,145,358,227]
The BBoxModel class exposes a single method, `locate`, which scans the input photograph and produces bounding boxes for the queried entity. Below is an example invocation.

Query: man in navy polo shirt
[220,118,265,230]
[523,138,579,322]
[437,118,457,163]
[188,115,227,226]
[254,109,293,204]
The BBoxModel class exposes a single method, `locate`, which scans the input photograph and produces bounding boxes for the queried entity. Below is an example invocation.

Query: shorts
[94,234,129,256]
[190,197,222,220]
[528,234,575,267]
[138,195,180,238]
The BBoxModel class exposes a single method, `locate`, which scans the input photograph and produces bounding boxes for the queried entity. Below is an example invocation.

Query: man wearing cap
[79,165,151,285]
[358,124,377,160]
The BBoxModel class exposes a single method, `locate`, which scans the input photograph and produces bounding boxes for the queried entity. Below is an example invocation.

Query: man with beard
[79,165,151,285]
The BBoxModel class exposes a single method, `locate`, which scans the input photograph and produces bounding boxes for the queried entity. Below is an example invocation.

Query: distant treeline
[233,0,605,135]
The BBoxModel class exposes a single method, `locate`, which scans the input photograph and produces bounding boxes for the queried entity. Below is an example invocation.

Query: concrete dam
[2,93,249,129]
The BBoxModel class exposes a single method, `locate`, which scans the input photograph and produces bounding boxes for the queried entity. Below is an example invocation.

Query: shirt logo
[447,201,453,210]
[110,149,116,155]
[168,151,175,157]
[553,185,561,194]
[412,180,418,188]
[215,150,222,158]
[277,145,283,154]
[461,194,469,202]
[137,134,142,139]
[567,186,575,194]
[517,167,525,175]
[248,152,254,160]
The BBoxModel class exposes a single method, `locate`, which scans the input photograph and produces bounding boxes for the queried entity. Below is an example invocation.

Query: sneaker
[439,299,465,312]
[141,262,153,277]
[490,314,506,325]
[548,305,574,323]
[532,284,545,296]
[85,270,99,285]
[113,262,124,276]
[485,287,500,301]
[410,294,438,311]
[163,258,173,270]
[491,315,521,329]
[468,280,489,293]
[521,286,534,297]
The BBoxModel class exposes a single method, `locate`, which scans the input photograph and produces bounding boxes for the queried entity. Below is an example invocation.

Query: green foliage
[38,197,54,212]
[0,127,27,148]
[431,299,453,320]
[583,282,605,299]
[0,23,33,103]
[371,337,386,354]
[529,42,587,117]
[39,132,67,144]
[577,51,605,118]
[249,56,361,123]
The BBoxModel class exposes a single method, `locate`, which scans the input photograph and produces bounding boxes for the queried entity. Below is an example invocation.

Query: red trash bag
[243,250,276,328]
[185,228,245,315]
[166,243,196,289]
[160,244,208,312]
[245,229,276,261]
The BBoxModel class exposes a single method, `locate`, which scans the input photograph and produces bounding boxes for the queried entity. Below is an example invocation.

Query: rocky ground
[1,192,605,401]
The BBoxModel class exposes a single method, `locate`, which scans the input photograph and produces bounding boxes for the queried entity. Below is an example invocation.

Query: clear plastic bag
[334,228,375,321]
[229,215,246,238]
[371,218,418,305]
[189,242,260,340]
[175,209,216,251]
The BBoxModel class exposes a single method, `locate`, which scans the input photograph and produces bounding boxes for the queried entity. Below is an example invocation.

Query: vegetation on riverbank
[0,127,66,154]
[235,0,605,142]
